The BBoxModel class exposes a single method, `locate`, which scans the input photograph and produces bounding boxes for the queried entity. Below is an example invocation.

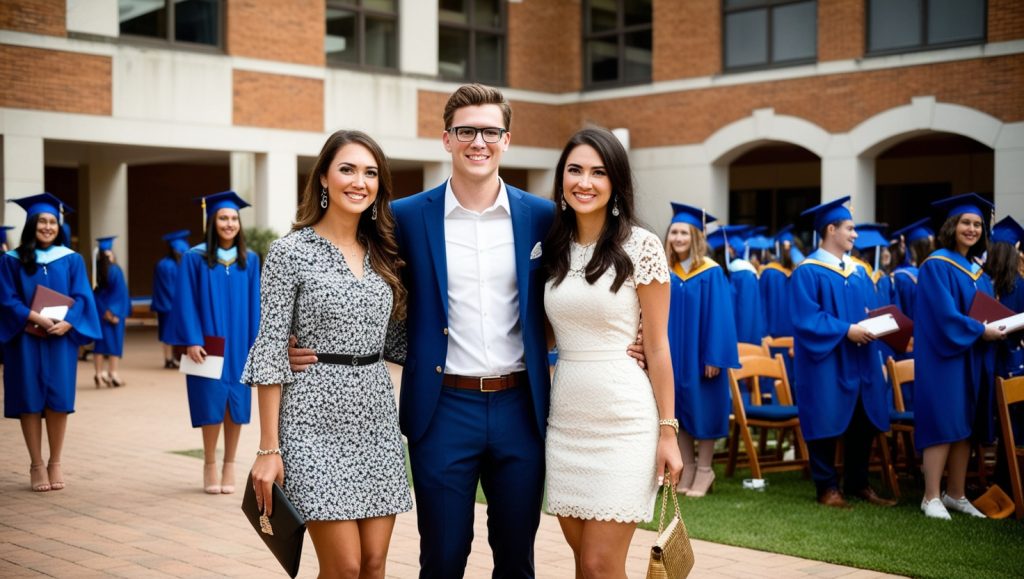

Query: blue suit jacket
[392,181,556,443]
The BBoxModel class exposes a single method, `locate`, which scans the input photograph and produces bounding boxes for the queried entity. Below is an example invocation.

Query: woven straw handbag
[646,477,695,578]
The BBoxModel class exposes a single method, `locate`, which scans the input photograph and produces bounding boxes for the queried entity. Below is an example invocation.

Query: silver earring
[611,198,620,217]
[561,197,567,211]
[371,202,377,221]
[320,186,328,209]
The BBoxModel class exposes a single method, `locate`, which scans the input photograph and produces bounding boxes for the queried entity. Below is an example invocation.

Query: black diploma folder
[241,472,306,578]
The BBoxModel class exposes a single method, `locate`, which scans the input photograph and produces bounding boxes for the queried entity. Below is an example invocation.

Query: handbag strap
[657,471,683,533]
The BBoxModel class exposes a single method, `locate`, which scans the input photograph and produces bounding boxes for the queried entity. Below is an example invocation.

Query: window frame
[117,0,225,53]
[721,0,818,73]
[865,0,987,58]
[325,0,401,72]
[582,0,654,90]
[437,0,508,85]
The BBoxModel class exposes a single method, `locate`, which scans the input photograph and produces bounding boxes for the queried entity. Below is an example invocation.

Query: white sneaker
[941,493,986,518]
[921,498,952,520]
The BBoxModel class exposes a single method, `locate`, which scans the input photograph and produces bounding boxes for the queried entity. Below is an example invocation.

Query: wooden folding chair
[762,336,794,359]
[726,354,809,479]
[996,376,1024,519]
[737,341,769,358]
[886,356,917,478]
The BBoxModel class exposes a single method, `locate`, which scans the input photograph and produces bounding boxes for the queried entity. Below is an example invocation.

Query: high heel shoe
[99,371,112,388]
[203,462,221,494]
[676,464,697,494]
[686,467,715,498]
[30,463,50,492]
[94,375,102,389]
[110,374,126,387]
[47,462,65,491]
[220,461,236,494]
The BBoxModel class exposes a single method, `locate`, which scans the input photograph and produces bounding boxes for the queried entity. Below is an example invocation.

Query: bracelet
[658,418,679,435]
[255,448,281,456]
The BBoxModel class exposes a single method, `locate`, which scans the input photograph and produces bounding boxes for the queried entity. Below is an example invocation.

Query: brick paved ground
[0,328,902,578]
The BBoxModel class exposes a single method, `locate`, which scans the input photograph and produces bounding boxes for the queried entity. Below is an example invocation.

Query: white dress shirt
[443,178,526,376]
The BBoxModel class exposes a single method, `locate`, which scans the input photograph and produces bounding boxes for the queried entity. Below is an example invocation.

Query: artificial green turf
[638,466,1024,579]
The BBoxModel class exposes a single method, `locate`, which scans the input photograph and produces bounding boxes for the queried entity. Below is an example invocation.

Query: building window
[583,0,652,88]
[438,0,506,85]
[867,0,985,55]
[723,0,817,71]
[119,0,222,47]
[326,0,398,69]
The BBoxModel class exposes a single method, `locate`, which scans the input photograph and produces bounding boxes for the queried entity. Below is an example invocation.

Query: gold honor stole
[673,257,720,281]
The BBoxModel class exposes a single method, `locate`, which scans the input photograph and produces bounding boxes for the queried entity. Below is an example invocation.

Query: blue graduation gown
[892,266,918,319]
[668,259,740,439]
[913,249,996,449]
[151,256,179,343]
[996,274,1024,378]
[728,260,765,343]
[874,272,894,308]
[791,249,890,441]
[759,263,793,337]
[93,263,130,356]
[170,244,260,427]
[0,247,102,418]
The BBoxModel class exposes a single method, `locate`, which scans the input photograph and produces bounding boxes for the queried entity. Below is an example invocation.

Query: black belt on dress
[317,352,382,366]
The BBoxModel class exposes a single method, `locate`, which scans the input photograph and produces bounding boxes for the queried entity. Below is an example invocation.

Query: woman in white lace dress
[544,127,683,578]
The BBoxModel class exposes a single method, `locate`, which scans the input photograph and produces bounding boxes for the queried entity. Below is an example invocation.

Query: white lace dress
[544,226,670,522]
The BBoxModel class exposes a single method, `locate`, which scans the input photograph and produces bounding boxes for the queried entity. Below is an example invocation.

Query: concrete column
[527,168,555,199]
[231,152,257,205]
[994,122,1024,220]
[86,159,129,285]
[399,0,439,77]
[253,151,297,236]
[822,148,875,221]
[423,162,452,191]
[1,135,45,238]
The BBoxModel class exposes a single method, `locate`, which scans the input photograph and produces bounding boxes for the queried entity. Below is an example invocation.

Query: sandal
[30,463,50,492]
[47,462,65,491]
[99,371,112,388]
[203,462,221,494]
[220,461,236,494]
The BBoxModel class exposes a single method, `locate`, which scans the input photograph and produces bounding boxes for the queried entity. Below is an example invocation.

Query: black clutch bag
[241,472,306,578]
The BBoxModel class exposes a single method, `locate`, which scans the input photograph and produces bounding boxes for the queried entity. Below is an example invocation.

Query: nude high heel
[686,466,715,497]
[203,462,221,494]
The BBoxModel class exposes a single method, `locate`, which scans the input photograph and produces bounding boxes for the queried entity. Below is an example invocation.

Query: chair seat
[890,410,914,423]
[745,404,799,420]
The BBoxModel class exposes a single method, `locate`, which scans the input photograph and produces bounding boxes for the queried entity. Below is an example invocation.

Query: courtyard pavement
[0,328,901,578]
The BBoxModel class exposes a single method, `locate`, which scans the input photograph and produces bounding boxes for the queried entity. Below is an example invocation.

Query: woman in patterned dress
[244,130,412,578]
[543,128,683,578]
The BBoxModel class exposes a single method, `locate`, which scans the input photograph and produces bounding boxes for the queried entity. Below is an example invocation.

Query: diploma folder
[178,336,225,380]
[968,292,1016,325]
[863,305,914,353]
[25,285,74,338]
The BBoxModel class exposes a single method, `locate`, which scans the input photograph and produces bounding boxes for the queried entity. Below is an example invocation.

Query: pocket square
[530,242,543,260]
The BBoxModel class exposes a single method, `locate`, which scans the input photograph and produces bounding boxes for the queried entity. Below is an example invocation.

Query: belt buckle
[478,375,503,393]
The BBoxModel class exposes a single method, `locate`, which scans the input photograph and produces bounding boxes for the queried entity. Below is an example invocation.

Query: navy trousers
[409,384,545,579]
[807,394,878,497]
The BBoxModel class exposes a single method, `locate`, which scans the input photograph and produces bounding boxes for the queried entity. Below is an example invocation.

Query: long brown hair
[665,223,707,274]
[936,214,987,261]
[295,130,406,319]
[985,241,1021,298]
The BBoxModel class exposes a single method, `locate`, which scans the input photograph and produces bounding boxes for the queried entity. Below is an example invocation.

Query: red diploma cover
[866,305,914,353]
[25,285,74,338]
[968,291,1015,324]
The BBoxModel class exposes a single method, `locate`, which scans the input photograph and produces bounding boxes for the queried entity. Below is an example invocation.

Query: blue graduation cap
[775,224,796,244]
[853,223,889,250]
[162,229,191,254]
[96,236,117,251]
[747,235,774,251]
[890,218,933,245]
[198,190,250,217]
[1,225,14,246]
[707,225,749,252]
[992,216,1024,246]
[670,202,716,232]
[7,192,74,222]
[800,196,852,233]
[931,193,994,229]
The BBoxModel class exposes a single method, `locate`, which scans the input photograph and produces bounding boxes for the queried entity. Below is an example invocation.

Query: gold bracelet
[255,448,281,456]
[658,418,679,435]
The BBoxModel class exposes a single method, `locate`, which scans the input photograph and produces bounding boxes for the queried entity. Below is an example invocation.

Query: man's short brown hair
[443,83,512,131]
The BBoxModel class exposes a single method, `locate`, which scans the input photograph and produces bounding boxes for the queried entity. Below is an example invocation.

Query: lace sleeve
[630,228,670,286]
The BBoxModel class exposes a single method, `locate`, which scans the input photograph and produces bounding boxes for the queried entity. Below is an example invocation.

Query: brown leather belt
[442,371,526,393]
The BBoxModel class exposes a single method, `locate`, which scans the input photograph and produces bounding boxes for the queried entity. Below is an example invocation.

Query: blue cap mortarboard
[890,218,933,245]
[7,193,74,222]
[991,216,1024,246]
[198,190,250,217]
[800,196,852,233]
[774,224,796,244]
[931,193,994,226]
[162,229,191,254]
[853,223,889,250]
[670,202,716,231]
[2,225,14,246]
[96,236,117,251]
[747,235,774,251]
[707,225,749,252]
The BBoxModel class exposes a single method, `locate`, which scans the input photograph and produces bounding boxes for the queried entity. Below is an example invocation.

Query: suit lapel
[508,187,532,324]
[422,185,449,317]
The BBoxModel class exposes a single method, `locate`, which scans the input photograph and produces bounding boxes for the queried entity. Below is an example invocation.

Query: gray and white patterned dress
[241,226,412,522]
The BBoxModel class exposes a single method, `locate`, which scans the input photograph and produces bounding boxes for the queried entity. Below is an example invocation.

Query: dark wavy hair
[545,127,637,293]
[95,250,112,290]
[293,129,406,319]
[204,212,248,270]
[936,213,987,261]
[16,214,67,275]
[985,241,1021,298]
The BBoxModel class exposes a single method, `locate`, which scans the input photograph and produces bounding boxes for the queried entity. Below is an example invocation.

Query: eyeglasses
[448,126,507,143]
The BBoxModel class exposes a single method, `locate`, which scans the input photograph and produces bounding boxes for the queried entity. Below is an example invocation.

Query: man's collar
[444,177,510,217]
[809,247,849,270]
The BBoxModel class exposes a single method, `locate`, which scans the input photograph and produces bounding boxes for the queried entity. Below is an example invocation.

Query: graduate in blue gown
[760,227,797,338]
[709,225,765,344]
[851,223,893,309]
[665,203,740,497]
[986,216,1024,379]
[791,197,894,508]
[0,193,101,492]
[914,193,1005,520]
[151,230,190,369]
[1,225,13,252]
[170,190,260,494]
[890,219,934,321]
[92,236,130,387]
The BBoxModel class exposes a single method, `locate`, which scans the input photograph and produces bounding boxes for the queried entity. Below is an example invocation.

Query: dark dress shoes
[852,487,897,507]
[817,488,851,509]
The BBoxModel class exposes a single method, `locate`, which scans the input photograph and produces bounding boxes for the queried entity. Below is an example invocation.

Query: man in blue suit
[291,84,554,578]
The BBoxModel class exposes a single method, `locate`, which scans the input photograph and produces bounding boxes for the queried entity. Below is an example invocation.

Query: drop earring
[371,202,378,221]
[320,186,328,209]
[611,198,620,217]
[560,197,567,211]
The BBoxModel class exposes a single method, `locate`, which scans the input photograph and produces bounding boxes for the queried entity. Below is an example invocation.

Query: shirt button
[442,328,449,336]
[435,366,443,374]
